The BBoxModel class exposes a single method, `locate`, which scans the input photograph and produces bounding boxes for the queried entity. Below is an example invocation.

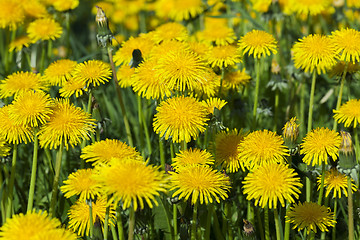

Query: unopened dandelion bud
[337,131,357,172]
[243,219,255,237]
[282,117,299,150]
[95,6,112,48]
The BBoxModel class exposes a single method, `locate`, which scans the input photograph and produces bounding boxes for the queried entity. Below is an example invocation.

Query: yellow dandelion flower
[292,34,338,74]
[23,0,48,19]
[300,127,341,166]
[81,139,142,166]
[0,136,11,157]
[8,91,53,128]
[153,96,209,143]
[202,97,227,114]
[333,99,360,128]
[37,98,96,150]
[250,0,272,12]
[198,25,236,46]
[113,36,155,66]
[156,49,208,91]
[67,197,116,237]
[224,68,251,90]
[152,22,188,44]
[95,159,168,210]
[132,58,172,100]
[238,129,289,170]
[172,148,214,169]
[170,164,231,205]
[188,41,212,59]
[192,69,221,97]
[206,45,242,68]
[150,40,190,59]
[317,168,357,198]
[331,28,360,63]
[213,128,245,173]
[59,78,87,98]
[347,0,360,7]
[44,59,77,86]
[31,228,78,240]
[116,64,135,88]
[60,168,102,201]
[9,36,31,52]
[0,210,77,240]
[0,71,47,98]
[286,202,336,234]
[27,18,63,43]
[243,162,302,209]
[292,0,332,16]
[238,30,278,59]
[52,0,79,12]
[329,61,360,77]
[168,0,204,22]
[72,60,112,87]
[0,105,33,144]
[0,0,25,30]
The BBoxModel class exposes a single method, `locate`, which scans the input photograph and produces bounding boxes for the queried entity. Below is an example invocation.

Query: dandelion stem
[317,163,326,205]
[252,58,261,130]
[49,142,64,217]
[273,89,279,132]
[205,204,213,240]
[27,134,39,211]
[104,206,110,240]
[159,136,165,169]
[264,205,270,240]
[128,206,135,240]
[173,204,178,240]
[117,208,125,240]
[347,176,354,240]
[274,208,281,240]
[111,224,118,240]
[332,198,337,240]
[333,63,348,132]
[6,143,17,220]
[191,203,198,240]
[107,46,134,147]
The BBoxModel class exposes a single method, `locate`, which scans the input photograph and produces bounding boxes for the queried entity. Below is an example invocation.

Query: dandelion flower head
[202,97,227,115]
[243,162,303,209]
[27,18,63,43]
[300,127,341,166]
[331,28,360,63]
[169,164,231,205]
[292,34,338,74]
[9,36,31,52]
[198,24,236,46]
[206,44,242,68]
[0,0,25,30]
[192,69,220,98]
[333,99,360,128]
[95,159,168,210]
[317,168,357,198]
[38,98,96,150]
[59,77,87,98]
[153,96,209,143]
[44,59,77,87]
[168,0,204,22]
[81,139,142,166]
[238,129,289,170]
[224,68,251,90]
[291,0,332,16]
[61,168,102,201]
[116,64,135,88]
[152,22,188,43]
[72,60,112,88]
[286,201,336,234]
[238,30,278,59]
[52,0,79,12]
[213,128,245,173]
[172,148,214,169]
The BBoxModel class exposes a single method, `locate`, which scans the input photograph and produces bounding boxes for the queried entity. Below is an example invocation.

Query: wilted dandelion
[333,99,360,128]
[243,162,303,209]
[300,127,341,166]
[169,164,230,205]
[153,96,209,143]
[286,202,336,234]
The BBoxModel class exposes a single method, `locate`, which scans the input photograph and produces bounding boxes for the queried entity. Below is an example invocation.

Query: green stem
[274,208,281,240]
[332,198,337,240]
[222,202,228,238]
[354,128,359,163]
[205,204,213,240]
[111,224,118,240]
[264,205,270,240]
[252,58,261,130]
[6,143,17,220]
[49,142,64,217]
[347,176,354,240]
[39,41,46,72]
[87,91,93,115]
[107,47,134,147]
[317,163,326,205]
[104,206,110,240]
[191,203,198,240]
[137,95,145,155]
[218,67,225,96]
[284,156,292,240]
[299,82,305,138]
[247,201,255,230]
[27,134,39,211]
[117,208,125,240]
[333,63,348,132]
[89,199,94,238]
[307,72,317,133]
[181,141,187,151]
[128,207,135,240]
[173,204,178,240]
[159,136,165,169]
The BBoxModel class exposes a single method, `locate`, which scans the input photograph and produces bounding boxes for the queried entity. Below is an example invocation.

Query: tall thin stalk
[333,63,348,132]
[252,58,261,130]
[264,205,270,240]
[27,134,39,211]
[347,176,354,240]
[49,142,64,217]
[6,143,17,220]
[128,207,135,240]
[191,203,198,240]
